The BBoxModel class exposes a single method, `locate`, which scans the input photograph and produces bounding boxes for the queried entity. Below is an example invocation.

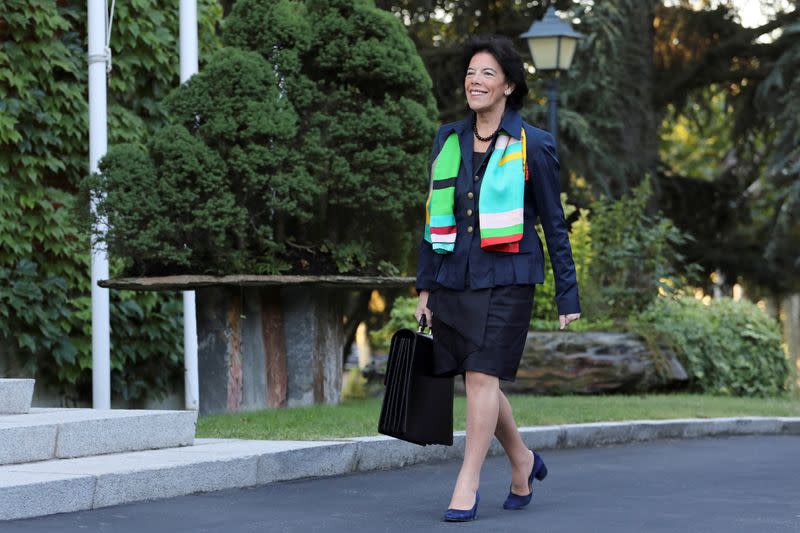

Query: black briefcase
[378,315,454,446]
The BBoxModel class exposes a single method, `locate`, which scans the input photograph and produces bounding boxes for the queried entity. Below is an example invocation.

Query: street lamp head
[520,6,584,72]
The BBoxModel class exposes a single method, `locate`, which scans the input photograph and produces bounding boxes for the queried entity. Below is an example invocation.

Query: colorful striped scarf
[424,129,527,253]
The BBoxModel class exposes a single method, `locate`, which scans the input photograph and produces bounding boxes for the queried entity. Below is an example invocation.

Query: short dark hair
[462,34,529,111]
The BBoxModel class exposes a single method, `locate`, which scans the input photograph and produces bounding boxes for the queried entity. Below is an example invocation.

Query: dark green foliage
[0,178,183,403]
[223,0,313,107]
[633,296,790,397]
[93,0,438,276]
[753,23,800,290]
[0,178,89,387]
[383,1,800,301]
[559,0,661,198]
[226,0,439,274]
[0,0,223,402]
[164,47,317,256]
[88,124,251,274]
[0,1,86,186]
[585,176,698,321]
[527,184,690,329]
[0,0,221,189]
[92,43,319,275]
[109,292,184,403]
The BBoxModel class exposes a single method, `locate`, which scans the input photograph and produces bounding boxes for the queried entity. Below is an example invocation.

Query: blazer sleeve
[415,128,445,294]
[528,130,581,315]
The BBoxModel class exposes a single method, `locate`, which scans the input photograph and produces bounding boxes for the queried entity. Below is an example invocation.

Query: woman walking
[415,34,581,522]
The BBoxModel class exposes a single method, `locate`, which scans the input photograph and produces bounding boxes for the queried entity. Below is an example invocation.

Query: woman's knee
[465,371,499,392]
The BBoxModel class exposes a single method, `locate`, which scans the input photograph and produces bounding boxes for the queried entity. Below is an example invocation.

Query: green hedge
[632,295,789,396]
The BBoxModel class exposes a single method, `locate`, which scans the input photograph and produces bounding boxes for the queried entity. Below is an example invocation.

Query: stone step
[0,438,353,521]
[0,408,197,466]
[0,379,35,414]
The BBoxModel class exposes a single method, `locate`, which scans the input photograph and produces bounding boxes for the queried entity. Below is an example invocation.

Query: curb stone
[1,416,799,521]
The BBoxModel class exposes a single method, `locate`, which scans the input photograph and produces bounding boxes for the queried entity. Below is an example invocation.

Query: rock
[505,331,688,395]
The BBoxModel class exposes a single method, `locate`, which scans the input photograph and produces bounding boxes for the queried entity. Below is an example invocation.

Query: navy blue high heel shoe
[502,450,547,510]
[443,492,480,522]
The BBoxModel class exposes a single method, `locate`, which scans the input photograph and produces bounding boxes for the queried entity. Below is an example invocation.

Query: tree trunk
[618,0,661,200]
[781,293,800,389]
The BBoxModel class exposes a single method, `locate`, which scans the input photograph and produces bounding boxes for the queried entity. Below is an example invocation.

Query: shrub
[89,0,438,276]
[586,175,698,321]
[632,295,789,396]
[530,183,692,331]
[531,193,595,326]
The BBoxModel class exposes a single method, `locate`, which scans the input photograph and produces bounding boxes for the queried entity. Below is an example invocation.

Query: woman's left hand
[559,313,581,330]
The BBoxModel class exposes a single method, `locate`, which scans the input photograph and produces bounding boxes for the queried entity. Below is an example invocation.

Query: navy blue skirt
[427,284,535,382]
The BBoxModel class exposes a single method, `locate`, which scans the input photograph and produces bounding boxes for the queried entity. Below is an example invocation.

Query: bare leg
[494,389,535,495]
[448,371,500,510]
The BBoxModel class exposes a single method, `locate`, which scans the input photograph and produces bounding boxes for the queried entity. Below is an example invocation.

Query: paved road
[6,435,800,533]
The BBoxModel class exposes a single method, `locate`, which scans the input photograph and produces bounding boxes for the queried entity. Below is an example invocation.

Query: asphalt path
[6,435,800,533]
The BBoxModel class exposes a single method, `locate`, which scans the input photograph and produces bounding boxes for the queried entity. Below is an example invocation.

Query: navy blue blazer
[415,109,581,315]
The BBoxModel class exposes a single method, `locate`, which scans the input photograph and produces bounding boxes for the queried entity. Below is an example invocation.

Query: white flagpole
[88,0,111,409]
[180,0,200,411]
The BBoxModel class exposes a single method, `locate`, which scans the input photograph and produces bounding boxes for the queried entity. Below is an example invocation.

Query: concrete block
[0,471,94,520]
[779,417,800,434]
[56,410,197,458]
[629,419,693,441]
[352,436,449,472]
[519,426,564,450]
[678,417,765,438]
[258,442,357,483]
[726,417,783,435]
[563,421,638,448]
[93,455,259,508]
[175,439,337,457]
[0,423,56,465]
[442,433,467,460]
[6,445,261,509]
[4,408,106,424]
[676,418,715,438]
[0,379,35,414]
[680,417,784,438]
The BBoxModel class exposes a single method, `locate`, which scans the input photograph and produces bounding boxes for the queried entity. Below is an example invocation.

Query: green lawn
[196,393,800,441]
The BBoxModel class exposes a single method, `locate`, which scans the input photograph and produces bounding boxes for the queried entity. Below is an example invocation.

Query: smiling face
[464,51,514,115]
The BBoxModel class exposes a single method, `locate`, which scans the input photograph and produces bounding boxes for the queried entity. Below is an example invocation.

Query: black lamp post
[520,6,584,148]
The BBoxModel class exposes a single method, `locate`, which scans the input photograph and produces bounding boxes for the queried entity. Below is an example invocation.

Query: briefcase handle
[418,314,431,333]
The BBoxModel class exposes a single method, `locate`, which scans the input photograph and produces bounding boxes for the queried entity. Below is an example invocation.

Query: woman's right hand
[415,290,433,326]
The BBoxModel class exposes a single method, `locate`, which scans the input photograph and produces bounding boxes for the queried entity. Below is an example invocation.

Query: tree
[381,0,800,295]
[91,0,439,276]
